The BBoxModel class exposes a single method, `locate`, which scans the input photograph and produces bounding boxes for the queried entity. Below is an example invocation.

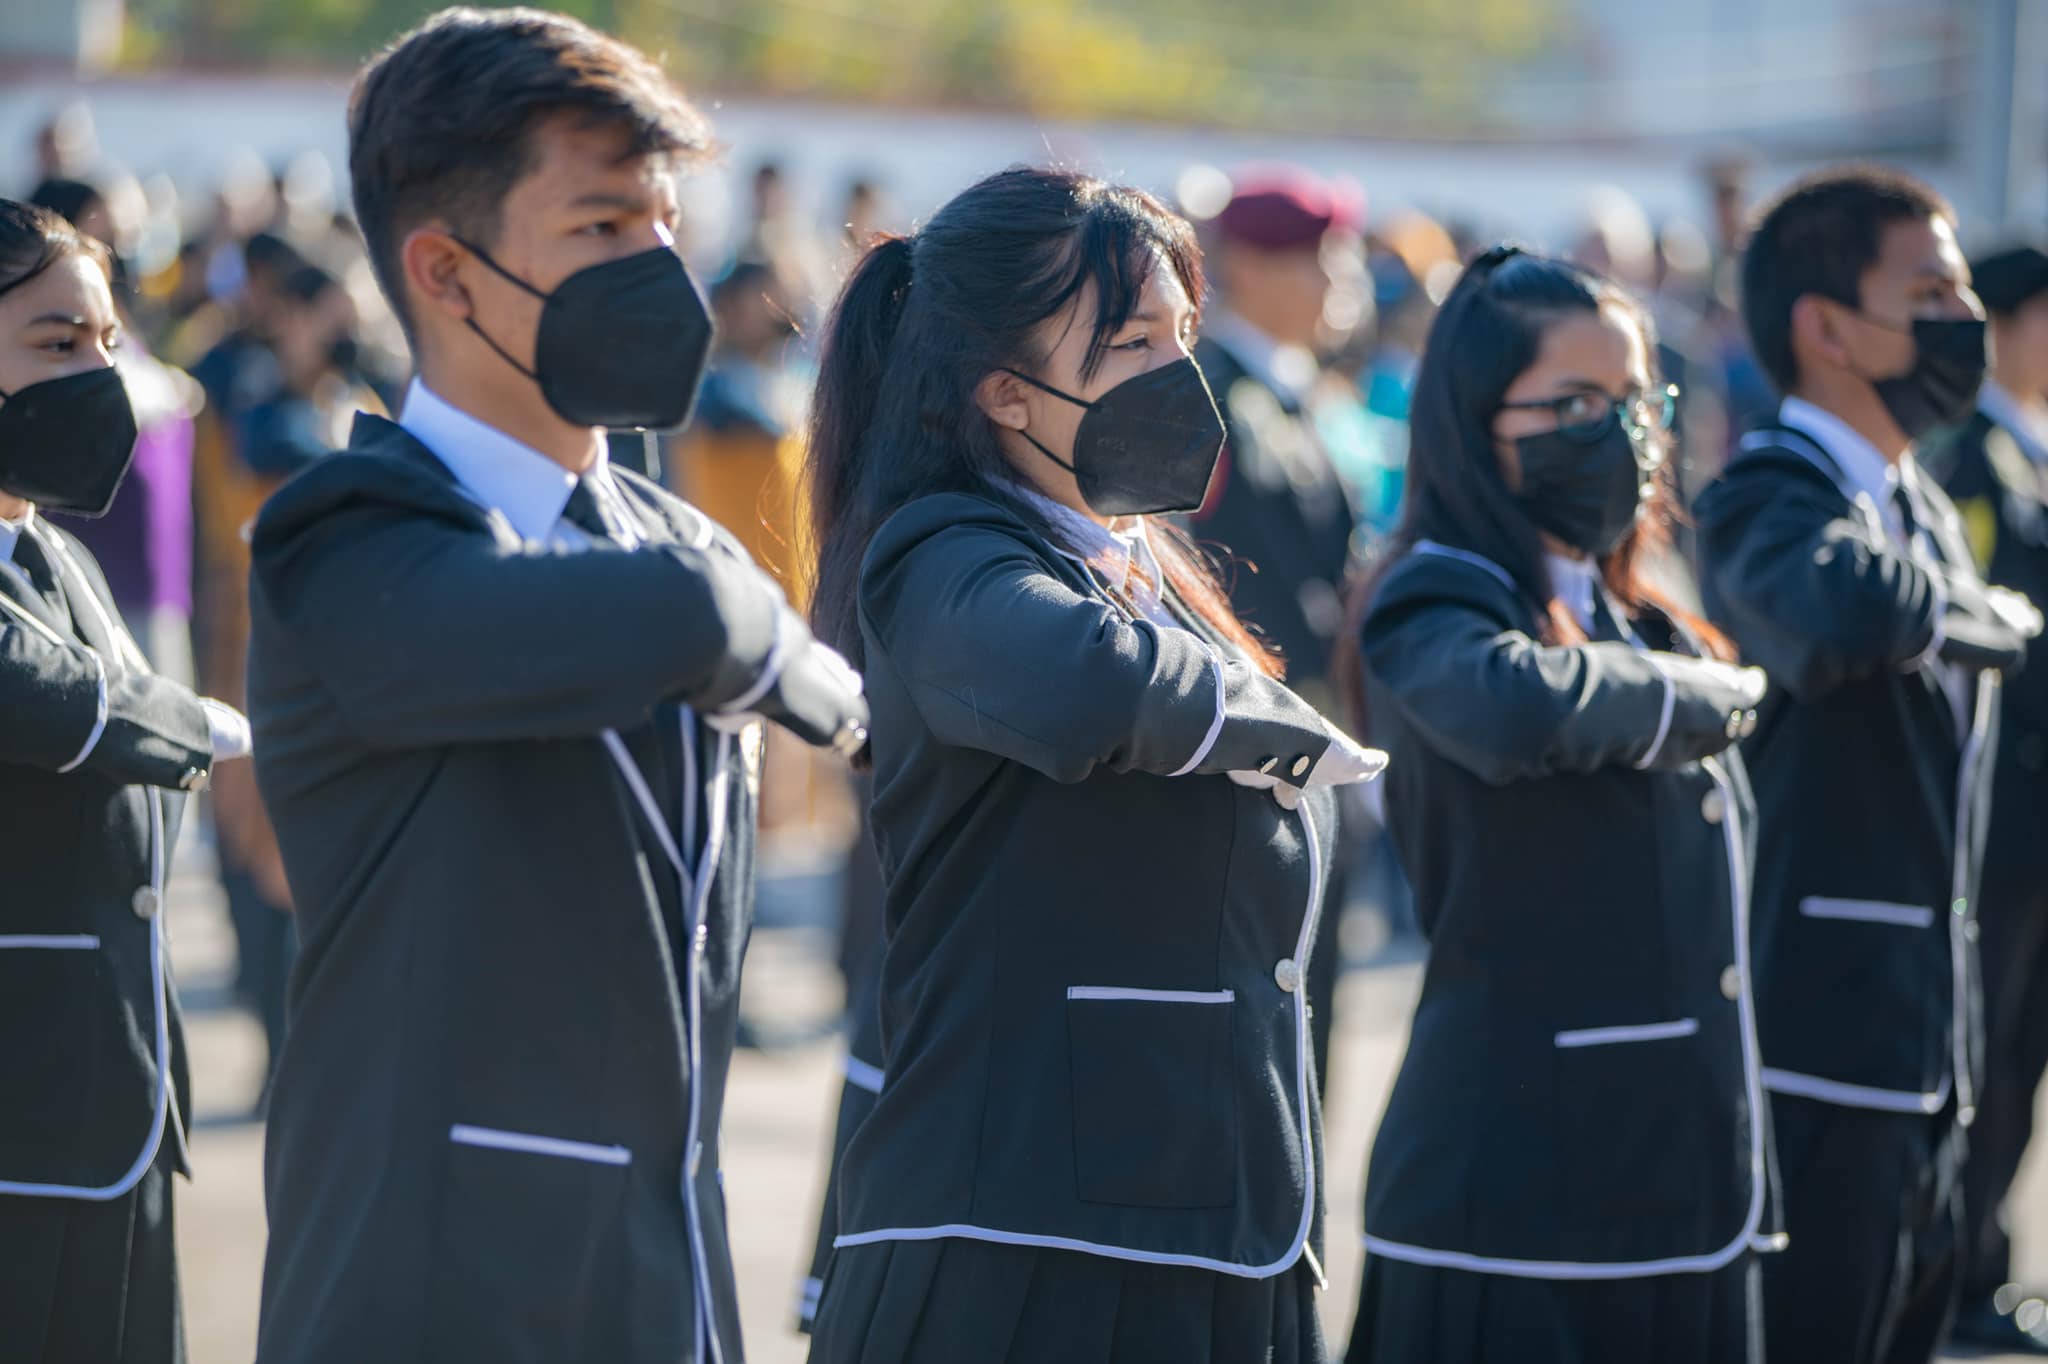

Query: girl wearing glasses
[1337,247,1779,1364]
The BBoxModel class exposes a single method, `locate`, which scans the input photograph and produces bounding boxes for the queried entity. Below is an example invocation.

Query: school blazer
[1929,409,2048,912]
[0,519,210,1200]
[248,415,788,1364]
[1185,338,1357,703]
[832,491,1342,1280]
[1697,426,1998,1120]
[1356,544,1778,1275]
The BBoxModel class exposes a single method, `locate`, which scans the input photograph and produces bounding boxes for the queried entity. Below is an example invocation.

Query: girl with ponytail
[801,166,1382,1362]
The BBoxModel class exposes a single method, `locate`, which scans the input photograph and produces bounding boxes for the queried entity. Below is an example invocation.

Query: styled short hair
[1740,164,1953,394]
[347,6,710,336]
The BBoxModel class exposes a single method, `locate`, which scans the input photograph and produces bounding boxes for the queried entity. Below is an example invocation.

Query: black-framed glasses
[1500,382,1679,453]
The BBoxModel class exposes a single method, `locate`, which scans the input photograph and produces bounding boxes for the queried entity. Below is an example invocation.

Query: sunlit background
[3,2,2045,1361]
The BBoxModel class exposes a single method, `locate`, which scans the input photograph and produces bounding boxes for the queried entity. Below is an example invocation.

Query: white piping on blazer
[834,801,1329,1286]
[0,531,172,1202]
[1360,762,1771,1279]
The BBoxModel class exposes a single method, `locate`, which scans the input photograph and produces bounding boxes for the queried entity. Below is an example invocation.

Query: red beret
[1215,166,1365,251]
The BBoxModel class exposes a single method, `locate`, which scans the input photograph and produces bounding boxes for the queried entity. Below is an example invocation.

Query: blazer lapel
[25,524,132,669]
[0,553,73,641]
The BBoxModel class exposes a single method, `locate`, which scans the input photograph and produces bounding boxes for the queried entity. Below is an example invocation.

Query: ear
[974,369,1031,432]
[401,225,476,326]
[1790,293,1852,373]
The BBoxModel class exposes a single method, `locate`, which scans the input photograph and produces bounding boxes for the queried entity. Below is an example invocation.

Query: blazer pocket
[1554,1018,1700,1049]
[426,1123,631,1358]
[1066,988,1237,1210]
[0,936,102,1174]
[1797,897,1937,929]
[1550,1019,1713,1233]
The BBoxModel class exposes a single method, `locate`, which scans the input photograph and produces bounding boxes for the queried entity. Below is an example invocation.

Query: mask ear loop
[450,236,549,384]
[998,366,1093,475]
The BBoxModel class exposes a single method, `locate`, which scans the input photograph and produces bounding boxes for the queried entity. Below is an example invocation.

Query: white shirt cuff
[202,698,253,762]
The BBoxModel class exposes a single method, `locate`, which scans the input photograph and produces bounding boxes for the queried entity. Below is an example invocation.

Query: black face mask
[0,366,139,516]
[459,238,714,431]
[1514,421,1647,558]
[1861,316,1988,440]
[1004,357,1227,517]
[329,335,360,376]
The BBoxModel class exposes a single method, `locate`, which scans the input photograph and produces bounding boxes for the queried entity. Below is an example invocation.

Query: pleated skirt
[1343,1252,1762,1364]
[809,1236,1327,1364]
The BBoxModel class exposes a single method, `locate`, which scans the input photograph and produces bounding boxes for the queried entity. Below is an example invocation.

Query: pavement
[165,840,2048,1364]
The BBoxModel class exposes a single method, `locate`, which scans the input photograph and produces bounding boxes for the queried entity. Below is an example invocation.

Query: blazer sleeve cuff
[1165,644,1228,778]
[1633,654,1679,771]
[55,649,109,774]
[715,610,792,716]
[1905,573,1950,673]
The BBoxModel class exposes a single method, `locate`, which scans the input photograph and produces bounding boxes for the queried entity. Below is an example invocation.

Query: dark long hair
[805,165,1282,677]
[1336,245,1731,730]
[0,196,110,297]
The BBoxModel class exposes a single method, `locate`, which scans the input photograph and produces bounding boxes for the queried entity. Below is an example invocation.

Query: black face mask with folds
[1513,421,1647,558]
[458,238,715,431]
[1004,356,1227,517]
[1864,316,1988,441]
[0,365,139,516]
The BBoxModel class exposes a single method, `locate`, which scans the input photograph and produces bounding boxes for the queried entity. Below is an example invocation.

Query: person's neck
[1003,440,1112,528]
[1791,376,1912,464]
[417,356,603,475]
[0,494,29,525]
[1990,361,2048,413]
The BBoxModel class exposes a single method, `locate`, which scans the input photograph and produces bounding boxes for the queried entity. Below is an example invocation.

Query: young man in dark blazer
[245,12,866,1363]
[1187,169,1364,1089]
[0,196,253,1364]
[1697,167,2035,1364]
[1928,243,2048,1353]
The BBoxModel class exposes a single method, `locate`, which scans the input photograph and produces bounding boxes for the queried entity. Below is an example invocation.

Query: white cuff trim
[1634,655,1678,771]
[1168,645,1227,778]
[56,650,108,774]
[718,618,790,717]
[1908,572,1950,672]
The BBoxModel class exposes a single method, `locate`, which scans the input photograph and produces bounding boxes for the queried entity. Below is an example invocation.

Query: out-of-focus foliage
[125,0,1560,133]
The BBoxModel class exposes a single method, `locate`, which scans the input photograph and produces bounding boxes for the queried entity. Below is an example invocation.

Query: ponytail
[804,233,915,666]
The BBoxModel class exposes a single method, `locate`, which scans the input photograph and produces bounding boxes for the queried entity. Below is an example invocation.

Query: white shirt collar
[1779,395,1912,530]
[1980,380,2048,464]
[399,378,600,543]
[1010,485,1171,624]
[1544,550,1599,632]
[1202,311,1319,405]
[0,505,32,565]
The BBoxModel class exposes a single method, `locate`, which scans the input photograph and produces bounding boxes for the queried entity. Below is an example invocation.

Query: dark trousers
[1960,875,2048,1300]
[1764,1093,1962,1364]
[0,1144,185,1364]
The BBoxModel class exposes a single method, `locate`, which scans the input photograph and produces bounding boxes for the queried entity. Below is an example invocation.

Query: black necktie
[570,477,699,906]
[10,527,72,629]
[1891,483,1921,543]
[1590,587,1630,645]
[562,477,628,544]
